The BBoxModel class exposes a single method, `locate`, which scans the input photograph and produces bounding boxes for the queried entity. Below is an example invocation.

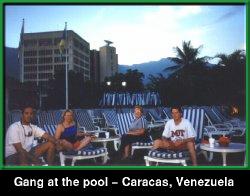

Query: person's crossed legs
[153,138,197,166]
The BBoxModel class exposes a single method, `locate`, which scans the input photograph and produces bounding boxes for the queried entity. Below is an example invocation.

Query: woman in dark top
[120,106,149,160]
[55,110,94,151]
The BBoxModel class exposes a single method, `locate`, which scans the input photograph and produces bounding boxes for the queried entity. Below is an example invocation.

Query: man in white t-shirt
[5,106,57,166]
[153,106,197,166]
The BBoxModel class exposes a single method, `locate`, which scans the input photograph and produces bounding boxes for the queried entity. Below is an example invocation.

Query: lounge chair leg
[145,157,150,166]
[102,153,108,164]
[59,152,66,166]
[114,140,120,151]
[131,148,134,156]
[208,152,214,162]
[71,158,76,166]
[181,160,187,166]
[202,150,208,161]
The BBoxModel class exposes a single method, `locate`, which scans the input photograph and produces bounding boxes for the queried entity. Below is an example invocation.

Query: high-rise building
[90,49,100,84]
[99,41,118,82]
[18,30,90,101]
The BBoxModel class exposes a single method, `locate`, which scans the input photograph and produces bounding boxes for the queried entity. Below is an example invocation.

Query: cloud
[85,6,206,65]
[240,43,246,50]
[211,7,242,25]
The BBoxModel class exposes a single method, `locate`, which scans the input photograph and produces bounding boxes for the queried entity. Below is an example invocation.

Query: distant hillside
[5,47,19,80]
[119,57,216,84]
[119,57,178,83]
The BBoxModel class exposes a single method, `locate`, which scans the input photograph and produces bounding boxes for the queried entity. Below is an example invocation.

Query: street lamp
[121,81,127,87]
[106,81,111,86]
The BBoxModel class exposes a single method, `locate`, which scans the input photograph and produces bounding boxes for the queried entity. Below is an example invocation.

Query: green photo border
[0,0,248,170]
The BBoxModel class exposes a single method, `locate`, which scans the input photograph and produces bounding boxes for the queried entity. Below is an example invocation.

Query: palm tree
[164,40,208,75]
[161,41,210,104]
[215,49,245,68]
[213,50,246,107]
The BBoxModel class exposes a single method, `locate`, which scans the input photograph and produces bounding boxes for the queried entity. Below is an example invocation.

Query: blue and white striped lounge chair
[102,110,122,151]
[42,124,108,166]
[75,110,101,133]
[37,111,58,128]
[211,106,245,136]
[162,107,172,120]
[10,110,22,124]
[102,110,119,135]
[86,109,103,125]
[203,106,245,137]
[202,106,234,137]
[144,108,205,166]
[53,110,63,124]
[43,124,57,136]
[146,108,168,124]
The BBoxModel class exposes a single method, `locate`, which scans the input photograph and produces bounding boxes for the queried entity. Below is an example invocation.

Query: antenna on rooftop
[104,40,113,46]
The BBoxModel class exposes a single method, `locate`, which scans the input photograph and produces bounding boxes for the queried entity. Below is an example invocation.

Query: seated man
[5,106,57,166]
[153,106,197,166]
[120,105,148,160]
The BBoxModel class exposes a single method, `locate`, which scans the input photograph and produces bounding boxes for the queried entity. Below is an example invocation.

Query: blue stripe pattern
[43,124,57,136]
[148,149,189,159]
[183,108,205,141]
[103,110,118,127]
[117,112,135,135]
[62,147,107,156]
[99,92,161,106]
[75,110,97,131]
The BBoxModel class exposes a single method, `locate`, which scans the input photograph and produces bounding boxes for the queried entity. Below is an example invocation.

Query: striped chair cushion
[148,149,189,159]
[132,141,153,146]
[63,147,107,156]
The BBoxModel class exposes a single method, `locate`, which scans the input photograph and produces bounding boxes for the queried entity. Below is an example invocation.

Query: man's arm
[127,128,145,136]
[41,132,57,144]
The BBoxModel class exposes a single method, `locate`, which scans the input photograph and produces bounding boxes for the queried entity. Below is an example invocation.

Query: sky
[5,5,246,65]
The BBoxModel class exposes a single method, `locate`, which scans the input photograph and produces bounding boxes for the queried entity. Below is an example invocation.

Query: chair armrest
[101,127,119,135]
[94,126,101,131]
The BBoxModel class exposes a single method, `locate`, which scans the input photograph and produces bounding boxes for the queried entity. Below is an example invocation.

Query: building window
[39,72,53,79]
[38,57,53,64]
[24,58,37,64]
[24,65,37,72]
[54,64,66,72]
[73,57,79,64]
[84,70,90,76]
[54,38,61,46]
[24,50,37,56]
[54,49,68,55]
[38,38,53,46]
[73,38,89,54]
[38,65,53,71]
[84,63,89,69]
[54,57,68,63]
[39,49,52,56]
[24,73,37,79]
[24,39,37,47]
